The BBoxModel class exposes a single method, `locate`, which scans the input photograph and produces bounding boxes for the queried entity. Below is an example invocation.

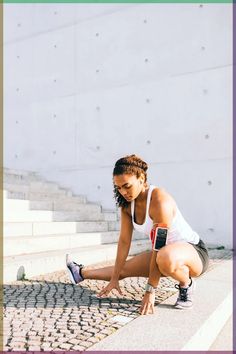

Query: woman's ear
[139,174,145,184]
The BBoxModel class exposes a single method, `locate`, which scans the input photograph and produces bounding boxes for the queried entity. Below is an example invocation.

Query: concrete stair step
[87,260,232,351]
[108,221,120,231]
[4,199,117,222]
[5,190,71,200]
[29,200,88,210]
[4,239,150,282]
[4,199,101,213]
[4,168,40,179]
[101,212,118,221]
[4,210,54,222]
[3,173,42,185]
[4,230,145,257]
[103,209,121,221]
[4,231,120,256]
[3,182,59,193]
[52,211,104,222]
[4,221,114,237]
[4,209,106,222]
[4,198,30,211]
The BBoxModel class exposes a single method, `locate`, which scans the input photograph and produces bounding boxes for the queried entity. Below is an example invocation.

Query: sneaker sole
[174,304,193,310]
[66,267,77,285]
[66,254,77,285]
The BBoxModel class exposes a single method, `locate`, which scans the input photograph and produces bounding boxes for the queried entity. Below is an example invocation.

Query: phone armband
[150,223,168,251]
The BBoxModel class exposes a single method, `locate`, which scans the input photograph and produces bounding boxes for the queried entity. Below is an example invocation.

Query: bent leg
[156,242,203,287]
[82,251,153,281]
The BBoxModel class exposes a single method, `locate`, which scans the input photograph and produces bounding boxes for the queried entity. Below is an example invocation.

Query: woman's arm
[98,206,133,297]
[148,192,174,286]
[110,207,133,280]
[140,190,174,314]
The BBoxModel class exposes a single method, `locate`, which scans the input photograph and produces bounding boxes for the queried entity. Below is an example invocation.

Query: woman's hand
[139,292,155,315]
[97,279,123,298]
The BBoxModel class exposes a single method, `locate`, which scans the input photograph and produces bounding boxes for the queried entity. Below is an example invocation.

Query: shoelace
[175,278,192,302]
[175,285,188,301]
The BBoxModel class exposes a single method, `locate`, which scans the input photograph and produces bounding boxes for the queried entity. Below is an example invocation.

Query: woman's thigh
[157,242,203,277]
[121,251,152,278]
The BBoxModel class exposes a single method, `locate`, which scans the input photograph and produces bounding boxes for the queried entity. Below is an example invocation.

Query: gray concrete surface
[3,248,233,351]
[88,260,232,351]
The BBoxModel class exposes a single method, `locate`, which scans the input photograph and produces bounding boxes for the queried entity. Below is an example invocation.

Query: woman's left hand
[139,291,155,315]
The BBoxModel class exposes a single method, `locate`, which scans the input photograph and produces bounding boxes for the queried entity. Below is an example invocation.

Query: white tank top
[131,185,200,245]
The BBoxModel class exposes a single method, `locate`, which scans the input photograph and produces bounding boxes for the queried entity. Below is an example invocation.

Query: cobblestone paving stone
[3,248,233,351]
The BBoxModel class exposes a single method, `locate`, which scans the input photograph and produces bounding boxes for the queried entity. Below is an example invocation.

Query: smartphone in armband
[153,226,168,251]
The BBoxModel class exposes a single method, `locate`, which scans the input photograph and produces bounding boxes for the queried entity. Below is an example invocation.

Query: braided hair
[113,154,148,208]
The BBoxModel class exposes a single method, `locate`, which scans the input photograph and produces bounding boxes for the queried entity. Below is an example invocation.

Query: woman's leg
[82,251,153,281]
[156,242,203,287]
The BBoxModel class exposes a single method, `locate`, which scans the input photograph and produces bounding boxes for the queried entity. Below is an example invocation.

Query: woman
[66,154,209,315]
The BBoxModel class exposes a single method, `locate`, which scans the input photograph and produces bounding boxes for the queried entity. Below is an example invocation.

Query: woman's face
[113,173,145,202]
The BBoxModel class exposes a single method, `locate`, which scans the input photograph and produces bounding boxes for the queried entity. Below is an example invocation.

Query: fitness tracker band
[145,283,157,293]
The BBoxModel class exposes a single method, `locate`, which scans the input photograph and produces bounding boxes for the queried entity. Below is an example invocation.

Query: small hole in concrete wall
[15,154,18,159]
[143,19,147,24]
[146,98,150,103]
[54,44,57,48]
[96,146,100,150]
[96,33,99,37]
[54,79,57,83]
[208,228,214,232]
[199,4,203,8]
[205,134,209,139]
[17,23,21,27]
[97,185,101,189]
[96,106,100,111]
[53,151,57,155]
[53,114,57,118]
[17,55,20,59]
[201,46,206,51]
[54,11,58,15]
[96,69,100,73]
[146,140,151,145]
[16,88,20,92]
[16,121,19,124]
[208,181,212,186]
[145,58,149,63]
[203,89,208,95]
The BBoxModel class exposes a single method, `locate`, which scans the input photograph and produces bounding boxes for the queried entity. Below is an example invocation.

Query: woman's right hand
[97,279,123,298]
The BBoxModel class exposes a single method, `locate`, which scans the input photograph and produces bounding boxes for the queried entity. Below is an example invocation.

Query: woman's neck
[135,184,149,203]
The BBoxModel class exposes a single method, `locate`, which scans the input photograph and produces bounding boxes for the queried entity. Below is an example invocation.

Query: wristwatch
[145,283,157,293]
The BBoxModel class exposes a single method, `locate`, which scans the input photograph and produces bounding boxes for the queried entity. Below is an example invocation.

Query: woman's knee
[156,249,184,275]
[119,270,125,280]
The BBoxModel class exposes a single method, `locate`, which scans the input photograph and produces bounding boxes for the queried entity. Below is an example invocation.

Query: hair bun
[140,161,148,172]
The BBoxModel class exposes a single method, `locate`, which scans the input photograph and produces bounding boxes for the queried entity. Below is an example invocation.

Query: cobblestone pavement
[3,248,233,351]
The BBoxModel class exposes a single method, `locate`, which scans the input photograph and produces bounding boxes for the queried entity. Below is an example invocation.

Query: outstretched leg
[82,250,153,281]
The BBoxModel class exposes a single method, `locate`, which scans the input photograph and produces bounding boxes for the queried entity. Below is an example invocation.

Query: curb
[87,259,232,351]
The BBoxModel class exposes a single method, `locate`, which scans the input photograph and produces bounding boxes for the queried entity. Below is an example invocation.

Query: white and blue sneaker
[66,254,85,284]
[174,278,195,309]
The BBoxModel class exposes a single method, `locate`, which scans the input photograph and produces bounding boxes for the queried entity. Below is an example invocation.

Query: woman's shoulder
[150,186,177,215]
[151,186,172,200]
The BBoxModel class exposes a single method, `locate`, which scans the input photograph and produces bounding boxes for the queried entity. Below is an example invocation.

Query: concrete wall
[4,4,232,247]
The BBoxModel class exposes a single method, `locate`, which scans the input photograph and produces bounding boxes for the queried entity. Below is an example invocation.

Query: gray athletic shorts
[189,239,210,275]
